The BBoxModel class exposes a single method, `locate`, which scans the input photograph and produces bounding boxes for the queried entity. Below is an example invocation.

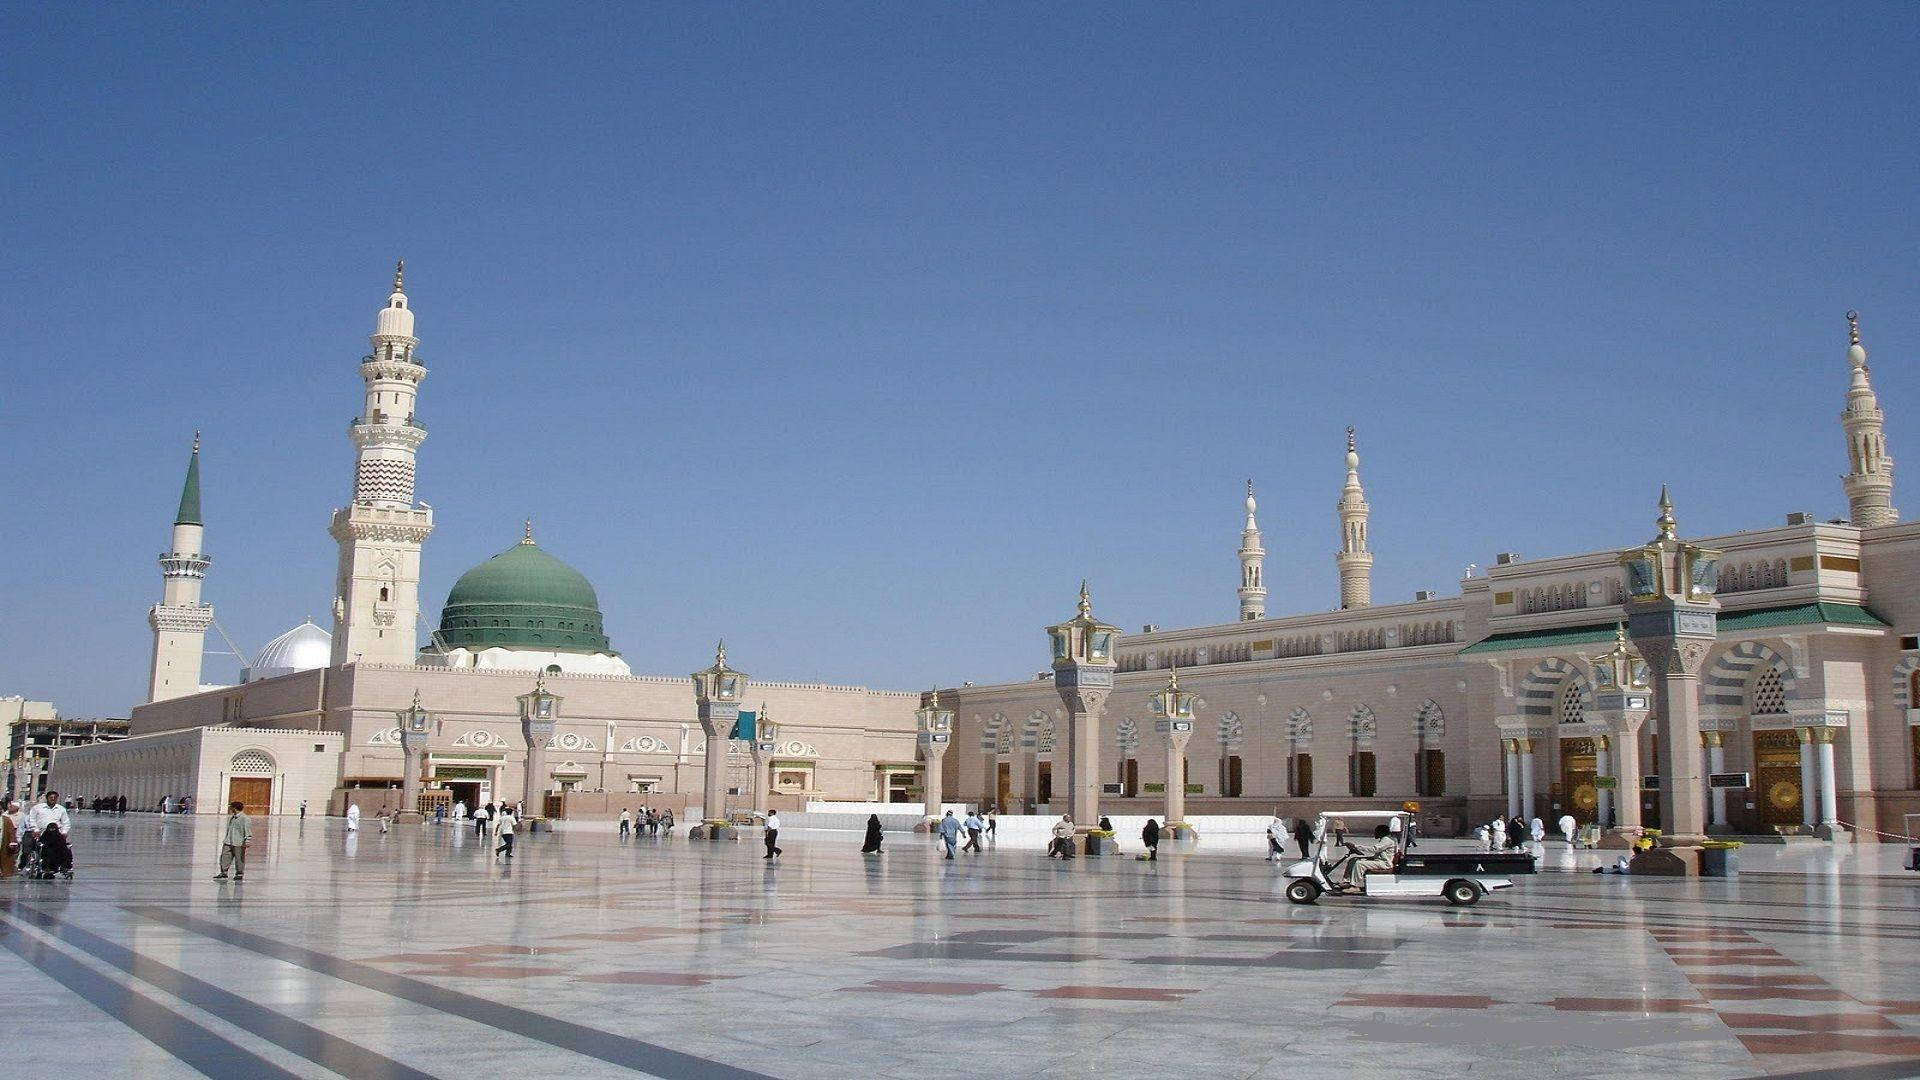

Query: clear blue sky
[3,7,1916,717]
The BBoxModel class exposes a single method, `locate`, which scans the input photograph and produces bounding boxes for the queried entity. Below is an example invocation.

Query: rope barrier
[1836,820,1917,843]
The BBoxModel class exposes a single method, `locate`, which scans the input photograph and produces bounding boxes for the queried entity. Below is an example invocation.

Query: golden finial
[1077,579,1092,618]
[1656,484,1677,540]
[393,259,405,293]
[410,689,423,710]
[715,639,728,667]
[1346,426,1356,453]
[521,517,535,544]
[191,430,200,453]
[1847,310,1860,347]
[1165,666,1181,693]
[928,687,941,708]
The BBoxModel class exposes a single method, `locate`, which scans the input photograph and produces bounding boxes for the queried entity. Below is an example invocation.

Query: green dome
[435,539,615,654]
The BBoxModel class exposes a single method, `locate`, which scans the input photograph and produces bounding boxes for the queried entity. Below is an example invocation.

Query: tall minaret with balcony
[329,262,434,665]
[1238,479,1266,620]
[148,434,214,702]
[1336,426,1373,609]
[1842,310,1898,527]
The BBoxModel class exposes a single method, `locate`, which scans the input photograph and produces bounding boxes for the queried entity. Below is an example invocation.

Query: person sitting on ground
[1048,815,1075,859]
[1340,824,1398,892]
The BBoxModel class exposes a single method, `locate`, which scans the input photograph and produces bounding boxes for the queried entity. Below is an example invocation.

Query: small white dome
[245,620,332,682]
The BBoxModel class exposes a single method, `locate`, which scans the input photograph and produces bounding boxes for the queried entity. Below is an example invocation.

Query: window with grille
[1290,753,1313,798]
[229,750,274,776]
[1036,722,1055,754]
[1416,749,1445,796]
[1753,667,1788,714]
[1559,681,1585,725]
[1349,751,1377,797]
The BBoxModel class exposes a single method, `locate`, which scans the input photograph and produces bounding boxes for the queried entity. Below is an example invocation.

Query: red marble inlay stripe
[576,972,739,987]
[1736,1031,1920,1057]
[1682,973,1829,987]
[1647,929,1757,942]
[953,913,1042,920]
[843,980,1007,996]
[1698,987,1856,1002]
[1668,956,1798,967]
[1336,993,1501,1009]
[1034,985,1202,1002]
[1660,947,1783,958]
[1863,1000,1920,1014]
[548,928,691,943]
[1544,997,1709,1013]
[1131,916,1221,923]
[1716,1012,1899,1032]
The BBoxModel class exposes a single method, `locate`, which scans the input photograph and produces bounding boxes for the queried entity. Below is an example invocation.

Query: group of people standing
[1,792,74,878]
[617,807,674,838]
[1475,814,1574,852]
[933,809,995,858]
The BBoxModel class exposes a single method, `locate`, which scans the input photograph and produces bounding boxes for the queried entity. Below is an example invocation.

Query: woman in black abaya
[861,813,884,854]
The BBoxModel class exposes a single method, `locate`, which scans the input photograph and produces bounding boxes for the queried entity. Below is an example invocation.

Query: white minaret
[1842,310,1898,527]
[329,261,435,665]
[1238,478,1266,620]
[148,433,214,702]
[1336,426,1373,609]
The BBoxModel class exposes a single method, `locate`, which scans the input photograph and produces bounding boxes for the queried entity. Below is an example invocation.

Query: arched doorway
[226,750,275,815]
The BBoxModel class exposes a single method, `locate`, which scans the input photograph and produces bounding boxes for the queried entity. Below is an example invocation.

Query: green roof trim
[1458,624,1618,655]
[1716,602,1889,631]
[174,442,202,526]
[1459,602,1889,655]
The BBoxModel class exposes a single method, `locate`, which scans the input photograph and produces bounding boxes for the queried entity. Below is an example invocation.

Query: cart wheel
[1285,879,1321,905]
[1443,879,1481,906]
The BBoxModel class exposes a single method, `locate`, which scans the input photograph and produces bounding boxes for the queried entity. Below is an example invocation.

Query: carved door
[1753,730,1803,827]
[1559,737,1597,823]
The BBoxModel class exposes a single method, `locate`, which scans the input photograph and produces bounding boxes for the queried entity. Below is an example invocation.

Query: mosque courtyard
[2,816,1917,1080]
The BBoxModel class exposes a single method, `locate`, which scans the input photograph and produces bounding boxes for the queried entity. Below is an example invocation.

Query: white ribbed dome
[245,620,333,682]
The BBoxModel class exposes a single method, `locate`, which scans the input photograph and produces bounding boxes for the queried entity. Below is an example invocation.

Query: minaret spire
[1841,310,1898,526]
[148,433,214,702]
[1336,426,1373,609]
[1238,478,1266,620]
[329,263,436,665]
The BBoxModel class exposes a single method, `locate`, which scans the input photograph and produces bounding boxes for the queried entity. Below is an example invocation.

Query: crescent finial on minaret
[1847,309,1860,348]
[1346,426,1356,453]
[192,430,200,453]
[393,259,405,293]
[521,517,535,544]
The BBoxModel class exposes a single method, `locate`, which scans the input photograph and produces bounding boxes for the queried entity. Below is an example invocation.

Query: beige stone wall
[51,727,342,815]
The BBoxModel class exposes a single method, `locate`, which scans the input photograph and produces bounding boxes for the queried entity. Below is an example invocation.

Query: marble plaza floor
[3,817,1919,1080]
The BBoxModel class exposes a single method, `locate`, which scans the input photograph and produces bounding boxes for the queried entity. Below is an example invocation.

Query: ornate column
[395,690,429,822]
[1500,739,1520,820]
[1814,725,1841,837]
[1798,727,1818,830]
[690,641,747,841]
[1594,735,1614,826]
[1150,669,1197,844]
[1703,731,1727,830]
[1620,487,1722,873]
[916,690,953,829]
[516,675,561,823]
[1518,738,1537,820]
[1047,582,1121,833]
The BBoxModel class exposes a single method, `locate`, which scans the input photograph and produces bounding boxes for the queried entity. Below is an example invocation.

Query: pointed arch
[1414,699,1445,738]
[1704,641,1805,717]
[1518,656,1592,719]
[1286,707,1313,742]
[1348,703,1377,740]
[1217,711,1244,750]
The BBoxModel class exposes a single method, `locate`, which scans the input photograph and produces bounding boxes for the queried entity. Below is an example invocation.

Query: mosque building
[55,266,921,817]
[51,269,1920,841]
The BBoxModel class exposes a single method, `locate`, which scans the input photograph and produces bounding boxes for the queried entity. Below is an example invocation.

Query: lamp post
[917,689,954,829]
[1586,624,1651,843]
[1618,486,1721,873]
[750,703,777,818]
[517,674,562,824]
[1047,581,1121,836]
[395,690,429,822]
[690,640,746,840]
[1150,668,1197,842]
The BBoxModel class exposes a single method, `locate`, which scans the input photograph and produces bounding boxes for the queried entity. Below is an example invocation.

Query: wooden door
[995,762,1011,811]
[1754,730,1803,827]
[1123,758,1139,798]
[1036,761,1053,805]
[227,777,272,816]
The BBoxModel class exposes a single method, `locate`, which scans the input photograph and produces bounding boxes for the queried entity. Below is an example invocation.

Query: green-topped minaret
[174,431,203,526]
[148,431,215,702]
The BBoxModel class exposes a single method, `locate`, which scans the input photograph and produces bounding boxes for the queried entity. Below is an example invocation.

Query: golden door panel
[1753,729,1803,827]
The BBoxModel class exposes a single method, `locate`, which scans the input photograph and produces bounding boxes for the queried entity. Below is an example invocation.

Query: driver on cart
[1339,824,1398,893]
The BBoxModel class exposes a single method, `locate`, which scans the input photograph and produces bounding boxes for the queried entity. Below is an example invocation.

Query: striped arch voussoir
[1517,656,1591,718]
[1893,655,1920,710]
[1703,640,1803,713]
